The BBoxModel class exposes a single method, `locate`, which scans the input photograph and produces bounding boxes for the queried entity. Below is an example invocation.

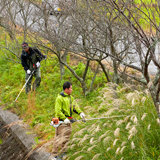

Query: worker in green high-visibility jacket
[52,81,85,160]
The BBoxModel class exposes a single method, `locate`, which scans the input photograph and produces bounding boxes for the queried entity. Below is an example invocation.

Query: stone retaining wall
[0,106,52,160]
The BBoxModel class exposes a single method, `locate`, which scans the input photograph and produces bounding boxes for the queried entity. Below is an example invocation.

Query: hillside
[0,50,160,160]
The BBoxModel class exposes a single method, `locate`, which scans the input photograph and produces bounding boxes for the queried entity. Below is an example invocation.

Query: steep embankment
[0,106,53,160]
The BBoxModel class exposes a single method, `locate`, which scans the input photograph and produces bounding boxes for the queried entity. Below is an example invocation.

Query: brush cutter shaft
[50,115,126,128]
[15,70,35,102]
[85,115,126,121]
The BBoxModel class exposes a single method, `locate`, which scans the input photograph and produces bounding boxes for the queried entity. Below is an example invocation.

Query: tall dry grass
[67,82,160,160]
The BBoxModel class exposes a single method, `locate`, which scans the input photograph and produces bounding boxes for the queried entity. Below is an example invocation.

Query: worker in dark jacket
[51,81,85,160]
[21,42,46,94]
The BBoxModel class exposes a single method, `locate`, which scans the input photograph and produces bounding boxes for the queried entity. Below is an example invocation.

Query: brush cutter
[15,69,35,102]
[50,115,126,128]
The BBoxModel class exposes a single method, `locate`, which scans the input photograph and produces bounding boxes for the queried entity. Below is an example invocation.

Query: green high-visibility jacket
[55,92,82,121]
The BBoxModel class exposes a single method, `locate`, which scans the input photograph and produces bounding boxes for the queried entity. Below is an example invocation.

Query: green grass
[134,0,156,4]
[0,50,160,159]
[0,27,160,160]
[0,45,106,142]
[66,87,160,160]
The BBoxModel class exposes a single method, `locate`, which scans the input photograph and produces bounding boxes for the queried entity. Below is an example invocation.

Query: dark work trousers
[25,67,41,94]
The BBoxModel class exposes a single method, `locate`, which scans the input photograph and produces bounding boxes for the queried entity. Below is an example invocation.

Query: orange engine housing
[52,117,59,125]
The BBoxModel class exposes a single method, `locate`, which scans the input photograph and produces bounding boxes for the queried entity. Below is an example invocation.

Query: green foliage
[66,87,160,160]
[0,47,106,143]
[0,31,160,159]
[75,62,86,77]
[34,137,40,144]
[134,0,156,4]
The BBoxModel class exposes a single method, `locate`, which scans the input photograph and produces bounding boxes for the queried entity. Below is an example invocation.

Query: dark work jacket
[21,47,42,71]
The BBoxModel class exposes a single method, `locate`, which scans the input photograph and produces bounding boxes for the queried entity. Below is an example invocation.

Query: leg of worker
[25,72,32,94]
[33,67,41,91]
[52,123,72,157]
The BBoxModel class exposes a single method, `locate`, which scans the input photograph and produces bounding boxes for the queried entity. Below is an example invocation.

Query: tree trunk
[99,61,110,82]
[113,60,119,84]
[148,81,160,118]
[59,51,68,79]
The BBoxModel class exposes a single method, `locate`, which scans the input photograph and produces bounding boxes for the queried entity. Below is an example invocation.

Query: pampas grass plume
[87,123,96,132]
[126,93,135,100]
[87,145,97,152]
[121,141,126,146]
[116,120,124,126]
[131,98,135,107]
[78,134,89,146]
[90,137,95,145]
[116,147,120,154]
[95,125,101,132]
[128,134,132,140]
[145,89,150,97]
[120,146,126,154]
[157,118,160,124]
[126,122,131,130]
[99,133,107,141]
[129,126,137,135]
[133,116,138,124]
[113,139,119,146]
[73,151,81,156]
[75,156,83,160]
[100,130,111,141]
[105,108,115,116]
[131,141,135,149]
[141,113,147,121]
[103,136,111,144]
[106,147,111,152]
[92,153,101,160]
[81,146,87,151]
[73,128,86,137]
[103,122,108,127]
[71,138,81,143]
[124,115,130,122]
[141,97,146,103]
[131,115,138,124]
[148,124,151,130]
[114,128,120,137]
[69,144,76,149]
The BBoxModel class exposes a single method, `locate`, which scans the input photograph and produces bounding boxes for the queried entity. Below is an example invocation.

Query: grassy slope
[0,31,160,159]
[0,49,160,160]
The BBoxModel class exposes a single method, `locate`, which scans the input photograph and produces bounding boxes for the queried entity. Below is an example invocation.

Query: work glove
[50,120,53,126]
[80,112,85,119]
[64,118,70,124]
[36,62,40,68]
[27,69,31,75]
